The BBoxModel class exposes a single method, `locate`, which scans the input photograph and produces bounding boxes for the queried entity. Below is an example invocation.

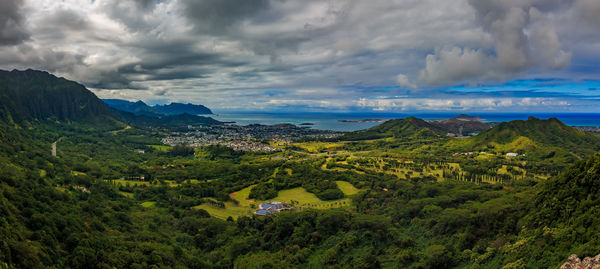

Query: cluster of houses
[254,201,292,216]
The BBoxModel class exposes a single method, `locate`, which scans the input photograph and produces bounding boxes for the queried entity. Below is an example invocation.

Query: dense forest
[1,70,600,268]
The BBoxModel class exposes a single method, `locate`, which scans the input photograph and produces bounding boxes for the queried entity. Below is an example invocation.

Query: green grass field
[149,145,172,152]
[293,141,344,153]
[119,191,134,198]
[336,181,361,196]
[141,201,156,208]
[193,201,252,220]
[110,179,150,186]
[197,185,353,220]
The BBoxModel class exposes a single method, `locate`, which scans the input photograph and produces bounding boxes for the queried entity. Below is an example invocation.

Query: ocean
[210,112,600,132]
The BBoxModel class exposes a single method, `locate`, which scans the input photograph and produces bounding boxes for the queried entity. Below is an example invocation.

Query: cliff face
[561,254,600,269]
[0,69,110,122]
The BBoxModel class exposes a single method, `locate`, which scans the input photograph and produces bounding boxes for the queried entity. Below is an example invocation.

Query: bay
[210,111,600,132]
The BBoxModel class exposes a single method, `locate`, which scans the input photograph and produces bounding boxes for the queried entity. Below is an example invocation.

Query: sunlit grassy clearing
[119,191,134,198]
[110,179,150,186]
[107,179,200,188]
[149,145,172,151]
[194,201,251,220]
[141,201,156,208]
[200,186,353,220]
[335,181,361,196]
[110,125,131,135]
[294,142,344,153]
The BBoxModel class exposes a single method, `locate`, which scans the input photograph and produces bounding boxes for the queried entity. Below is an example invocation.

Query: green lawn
[141,201,156,208]
[293,141,344,153]
[119,191,134,198]
[109,179,150,186]
[149,145,172,152]
[273,187,323,204]
[193,201,251,220]
[199,186,353,220]
[335,181,361,196]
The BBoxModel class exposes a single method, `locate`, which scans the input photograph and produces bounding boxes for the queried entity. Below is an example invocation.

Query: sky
[1,0,600,113]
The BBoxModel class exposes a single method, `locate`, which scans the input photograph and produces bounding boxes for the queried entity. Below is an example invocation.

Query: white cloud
[419,48,493,86]
[396,74,416,89]
[356,97,571,112]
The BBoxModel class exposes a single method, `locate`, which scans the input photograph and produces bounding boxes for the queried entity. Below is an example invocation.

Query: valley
[1,70,600,268]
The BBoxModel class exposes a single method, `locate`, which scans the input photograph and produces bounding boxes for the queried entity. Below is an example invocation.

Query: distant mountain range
[0,69,220,127]
[103,99,212,117]
[339,114,600,160]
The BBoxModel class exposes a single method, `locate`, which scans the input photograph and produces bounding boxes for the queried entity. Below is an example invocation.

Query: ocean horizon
[210,111,600,132]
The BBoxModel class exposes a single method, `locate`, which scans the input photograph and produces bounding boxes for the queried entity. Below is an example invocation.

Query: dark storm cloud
[574,0,600,26]
[0,0,29,45]
[181,0,270,34]
[130,40,245,70]
[133,0,159,10]
[86,70,142,90]
[180,0,315,62]
[33,9,93,41]
[83,37,249,89]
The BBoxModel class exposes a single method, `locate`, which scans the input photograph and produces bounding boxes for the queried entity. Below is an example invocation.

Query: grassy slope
[339,117,447,141]
[196,181,361,219]
[467,117,599,153]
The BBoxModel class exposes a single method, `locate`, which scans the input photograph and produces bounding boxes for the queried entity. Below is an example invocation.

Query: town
[161,123,341,151]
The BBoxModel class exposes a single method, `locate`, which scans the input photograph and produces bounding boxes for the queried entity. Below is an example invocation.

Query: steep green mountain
[460,117,600,159]
[103,99,213,116]
[0,69,111,123]
[155,102,212,115]
[102,99,162,117]
[0,69,221,128]
[339,116,447,140]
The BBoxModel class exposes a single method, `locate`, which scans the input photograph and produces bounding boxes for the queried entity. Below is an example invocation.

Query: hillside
[0,69,111,123]
[429,114,493,135]
[493,153,600,268]
[462,117,600,158]
[531,153,600,226]
[339,116,447,140]
[102,99,162,117]
[0,69,221,128]
[104,99,213,116]
[155,102,212,115]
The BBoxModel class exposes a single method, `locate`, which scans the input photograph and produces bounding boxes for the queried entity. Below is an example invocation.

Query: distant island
[453,114,484,121]
[339,119,388,123]
[299,122,315,126]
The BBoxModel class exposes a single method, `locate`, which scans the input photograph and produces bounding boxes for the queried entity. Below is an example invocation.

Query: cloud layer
[0,0,599,112]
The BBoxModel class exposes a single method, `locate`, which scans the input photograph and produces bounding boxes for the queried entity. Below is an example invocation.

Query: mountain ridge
[103,99,213,116]
[0,69,111,123]
[0,69,221,128]
[451,116,600,162]
[339,116,447,140]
